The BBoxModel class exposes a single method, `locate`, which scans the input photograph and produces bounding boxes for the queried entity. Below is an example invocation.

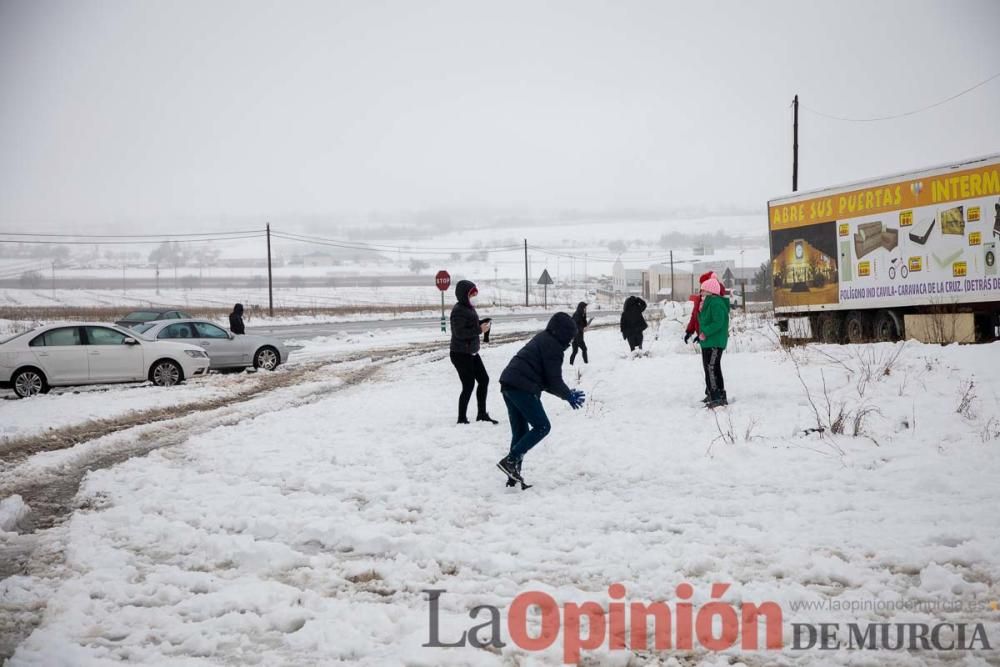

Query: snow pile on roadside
[0,494,29,533]
[6,329,1000,665]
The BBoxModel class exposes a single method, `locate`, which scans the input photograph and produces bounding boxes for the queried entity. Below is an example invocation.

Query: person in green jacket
[697,277,730,407]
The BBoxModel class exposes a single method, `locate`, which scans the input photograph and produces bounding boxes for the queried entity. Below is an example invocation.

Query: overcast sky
[1,0,999,229]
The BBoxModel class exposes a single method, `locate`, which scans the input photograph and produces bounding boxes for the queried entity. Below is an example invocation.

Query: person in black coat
[449,280,497,424]
[229,303,245,335]
[569,301,591,365]
[619,296,647,351]
[496,312,585,487]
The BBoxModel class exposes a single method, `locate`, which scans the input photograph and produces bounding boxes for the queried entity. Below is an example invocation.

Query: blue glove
[567,389,586,410]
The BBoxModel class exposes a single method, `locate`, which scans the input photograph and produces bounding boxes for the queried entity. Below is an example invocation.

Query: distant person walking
[229,303,245,335]
[696,277,730,408]
[497,312,585,488]
[619,295,648,352]
[569,301,592,365]
[450,280,497,424]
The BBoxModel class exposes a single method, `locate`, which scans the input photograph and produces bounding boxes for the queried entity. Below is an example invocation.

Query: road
[247,309,619,339]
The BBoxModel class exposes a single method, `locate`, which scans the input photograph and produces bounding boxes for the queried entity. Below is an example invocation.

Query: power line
[0,229,261,239]
[0,233,265,246]
[801,70,1000,122]
[274,229,523,254]
[272,231,522,256]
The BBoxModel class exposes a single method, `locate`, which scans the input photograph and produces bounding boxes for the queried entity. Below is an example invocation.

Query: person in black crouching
[449,280,497,424]
[496,312,586,489]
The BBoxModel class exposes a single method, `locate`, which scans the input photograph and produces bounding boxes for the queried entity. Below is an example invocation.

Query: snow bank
[0,494,30,533]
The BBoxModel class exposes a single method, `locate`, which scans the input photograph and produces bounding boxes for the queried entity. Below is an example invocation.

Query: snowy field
[2,309,999,665]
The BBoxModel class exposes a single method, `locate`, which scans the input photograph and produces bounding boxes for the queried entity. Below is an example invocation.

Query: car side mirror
[124,338,139,345]
[228,332,235,340]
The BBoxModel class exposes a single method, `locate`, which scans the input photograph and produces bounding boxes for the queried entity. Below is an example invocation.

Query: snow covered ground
[2,310,1000,665]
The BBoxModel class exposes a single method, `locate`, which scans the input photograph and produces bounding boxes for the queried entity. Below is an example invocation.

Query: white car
[132,319,288,371]
[0,323,210,398]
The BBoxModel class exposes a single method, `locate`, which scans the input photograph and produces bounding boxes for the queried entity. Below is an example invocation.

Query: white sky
[1,0,999,228]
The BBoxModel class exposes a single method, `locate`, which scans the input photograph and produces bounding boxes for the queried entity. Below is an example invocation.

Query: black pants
[450,352,489,421]
[569,338,588,364]
[626,332,643,351]
[702,347,725,397]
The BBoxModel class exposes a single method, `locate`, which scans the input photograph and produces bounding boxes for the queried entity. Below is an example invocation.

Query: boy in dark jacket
[569,301,592,365]
[620,296,648,351]
[449,280,497,424]
[229,303,245,335]
[497,312,585,488]
[697,277,730,408]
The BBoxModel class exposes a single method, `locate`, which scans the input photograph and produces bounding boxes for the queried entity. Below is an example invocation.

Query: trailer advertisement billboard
[768,158,1000,313]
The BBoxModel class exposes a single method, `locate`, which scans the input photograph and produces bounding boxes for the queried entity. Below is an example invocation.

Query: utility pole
[792,94,799,192]
[523,239,529,307]
[669,250,675,302]
[155,263,160,295]
[266,222,274,317]
[122,264,127,294]
[51,261,55,300]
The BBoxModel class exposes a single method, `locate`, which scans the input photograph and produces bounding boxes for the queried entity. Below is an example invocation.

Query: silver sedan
[133,319,288,371]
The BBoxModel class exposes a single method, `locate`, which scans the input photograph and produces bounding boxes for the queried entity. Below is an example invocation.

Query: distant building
[612,259,643,296]
[641,264,695,302]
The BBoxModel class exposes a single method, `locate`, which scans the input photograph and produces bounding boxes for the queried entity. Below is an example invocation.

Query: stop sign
[435,270,451,291]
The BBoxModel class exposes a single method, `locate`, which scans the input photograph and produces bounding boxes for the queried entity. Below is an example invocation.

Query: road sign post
[537,269,553,309]
[435,270,451,332]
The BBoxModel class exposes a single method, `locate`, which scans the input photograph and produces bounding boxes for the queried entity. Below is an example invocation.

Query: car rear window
[0,330,34,345]
[123,311,164,322]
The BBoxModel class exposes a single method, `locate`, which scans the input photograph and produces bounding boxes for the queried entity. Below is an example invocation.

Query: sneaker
[476,413,499,424]
[497,457,524,484]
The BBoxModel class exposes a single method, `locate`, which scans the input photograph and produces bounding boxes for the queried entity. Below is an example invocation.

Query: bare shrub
[956,379,977,419]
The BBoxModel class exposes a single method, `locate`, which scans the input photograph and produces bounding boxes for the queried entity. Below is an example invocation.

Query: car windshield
[131,322,156,334]
[122,311,164,322]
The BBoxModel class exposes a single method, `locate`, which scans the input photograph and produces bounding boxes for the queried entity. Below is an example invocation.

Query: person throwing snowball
[496,312,585,489]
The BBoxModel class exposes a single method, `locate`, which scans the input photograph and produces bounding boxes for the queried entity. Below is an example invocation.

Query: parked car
[132,319,287,371]
[116,309,194,328]
[0,323,210,398]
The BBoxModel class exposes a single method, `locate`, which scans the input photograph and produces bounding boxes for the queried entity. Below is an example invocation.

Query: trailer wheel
[816,313,842,343]
[872,310,899,342]
[845,311,870,344]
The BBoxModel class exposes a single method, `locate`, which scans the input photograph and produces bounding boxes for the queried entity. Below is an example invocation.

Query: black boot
[497,456,524,484]
[476,413,499,424]
[706,390,727,409]
[457,416,470,424]
[505,459,521,487]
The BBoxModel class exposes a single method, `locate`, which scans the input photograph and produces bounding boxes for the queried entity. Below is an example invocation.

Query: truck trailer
[767,154,1000,344]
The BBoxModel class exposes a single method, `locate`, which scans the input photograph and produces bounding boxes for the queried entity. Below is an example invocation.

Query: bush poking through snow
[956,379,977,420]
[981,417,1000,443]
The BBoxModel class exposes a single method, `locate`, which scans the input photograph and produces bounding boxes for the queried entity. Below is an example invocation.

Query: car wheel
[12,368,48,398]
[253,346,280,370]
[150,360,183,387]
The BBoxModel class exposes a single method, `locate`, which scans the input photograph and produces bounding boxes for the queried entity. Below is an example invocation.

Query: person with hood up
[683,272,728,344]
[569,301,592,365]
[497,312,585,488]
[449,280,497,424]
[619,295,648,351]
[696,277,730,408]
[684,272,727,403]
[229,303,245,335]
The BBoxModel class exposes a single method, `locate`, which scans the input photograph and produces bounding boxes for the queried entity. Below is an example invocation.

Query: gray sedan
[133,319,288,371]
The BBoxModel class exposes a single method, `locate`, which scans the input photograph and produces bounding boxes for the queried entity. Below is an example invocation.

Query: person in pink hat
[696,276,730,407]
